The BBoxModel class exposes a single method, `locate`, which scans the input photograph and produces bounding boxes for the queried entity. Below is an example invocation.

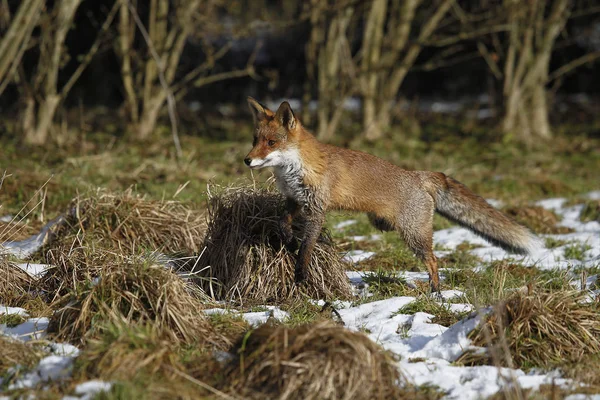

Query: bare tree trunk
[22,0,82,145]
[500,0,569,142]
[361,0,387,141]
[359,0,453,141]
[117,0,240,141]
[310,2,355,141]
[0,0,44,95]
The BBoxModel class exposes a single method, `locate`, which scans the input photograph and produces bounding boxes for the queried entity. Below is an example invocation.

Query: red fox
[244,97,541,292]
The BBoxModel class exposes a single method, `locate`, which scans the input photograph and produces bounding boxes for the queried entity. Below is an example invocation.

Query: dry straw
[226,321,402,400]
[0,336,46,377]
[47,189,207,256]
[0,257,35,305]
[194,185,352,303]
[458,289,600,370]
[46,248,225,348]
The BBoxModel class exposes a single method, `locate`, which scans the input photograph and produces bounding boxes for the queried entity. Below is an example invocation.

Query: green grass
[0,313,26,327]
[394,297,470,327]
[2,118,599,230]
[563,243,592,261]
[544,237,570,249]
[361,269,413,299]
[580,200,600,222]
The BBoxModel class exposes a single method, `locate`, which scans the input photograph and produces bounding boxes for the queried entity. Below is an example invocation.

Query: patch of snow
[15,262,52,278]
[586,191,600,200]
[203,306,289,327]
[1,317,49,341]
[536,197,567,211]
[8,355,74,390]
[63,380,113,400]
[342,250,375,263]
[334,220,357,230]
[439,290,465,301]
[348,234,382,242]
[0,306,29,316]
[565,395,600,400]
[1,214,66,258]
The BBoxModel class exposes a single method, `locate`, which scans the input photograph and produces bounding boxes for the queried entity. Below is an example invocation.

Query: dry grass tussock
[226,321,403,400]
[45,248,225,348]
[76,319,184,381]
[458,289,600,371]
[46,189,207,256]
[0,336,47,380]
[194,185,352,303]
[0,257,35,306]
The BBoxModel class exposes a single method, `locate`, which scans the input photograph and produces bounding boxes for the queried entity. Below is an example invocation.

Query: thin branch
[171,43,233,93]
[426,24,510,47]
[547,50,600,82]
[60,2,119,100]
[127,0,182,160]
[477,41,503,79]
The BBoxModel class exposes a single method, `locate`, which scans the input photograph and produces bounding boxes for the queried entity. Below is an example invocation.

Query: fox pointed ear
[275,101,296,131]
[247,97,273,124]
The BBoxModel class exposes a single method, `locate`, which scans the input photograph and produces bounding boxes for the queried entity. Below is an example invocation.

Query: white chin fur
[249,159,266,168]
[249,148,301,170]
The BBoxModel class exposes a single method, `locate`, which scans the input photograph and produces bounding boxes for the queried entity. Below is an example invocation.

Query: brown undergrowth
[43,189,207,258]
[225,321,403,400]
[458,289,600,372]
[45,247,225,348]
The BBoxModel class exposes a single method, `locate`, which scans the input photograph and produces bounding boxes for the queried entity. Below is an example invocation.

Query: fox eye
[268,140,276,147]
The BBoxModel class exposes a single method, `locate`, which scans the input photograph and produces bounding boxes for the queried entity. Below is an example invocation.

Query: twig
[547,51,600,82]
[60,2,119,100]
[126,0,182,160]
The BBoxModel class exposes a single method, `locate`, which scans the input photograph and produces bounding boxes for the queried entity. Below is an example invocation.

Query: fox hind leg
[396,198,440,293]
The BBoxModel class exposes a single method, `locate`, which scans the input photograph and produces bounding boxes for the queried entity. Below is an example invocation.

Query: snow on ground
[204,305,290,326]
[342,249,376,263]
[0,214,67,258]
[0,193,598,398]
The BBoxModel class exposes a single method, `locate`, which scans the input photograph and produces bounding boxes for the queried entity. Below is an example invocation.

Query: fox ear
[275,101,296,131]
[247,97,272,123]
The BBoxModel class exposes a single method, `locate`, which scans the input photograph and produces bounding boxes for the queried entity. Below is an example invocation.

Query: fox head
[244,97,299,169]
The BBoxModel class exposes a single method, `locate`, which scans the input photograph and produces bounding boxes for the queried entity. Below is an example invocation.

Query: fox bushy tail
[433,176,541,255]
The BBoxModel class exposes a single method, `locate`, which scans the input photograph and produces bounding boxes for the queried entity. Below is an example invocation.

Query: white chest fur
[273,148,309,206]
[274,162,306,203]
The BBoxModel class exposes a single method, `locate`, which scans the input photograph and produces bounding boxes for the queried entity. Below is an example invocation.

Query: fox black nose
[244,158,251,166]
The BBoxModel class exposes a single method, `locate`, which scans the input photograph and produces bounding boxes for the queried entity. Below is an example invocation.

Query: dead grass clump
[0,335,46,377]
[195,186,352,303]
[47,250,224,348]
[0,220,41,242]
[457,290,600,370]
[76,319,183,381]
[226,321,402,400]
[503,205,574,234]
[48,189,206,256]
[0,257,36,306]
[580,199,600,222]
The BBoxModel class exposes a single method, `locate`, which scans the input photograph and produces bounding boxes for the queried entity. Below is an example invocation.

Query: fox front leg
[295,211,325,283]
[280,198,300,252]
